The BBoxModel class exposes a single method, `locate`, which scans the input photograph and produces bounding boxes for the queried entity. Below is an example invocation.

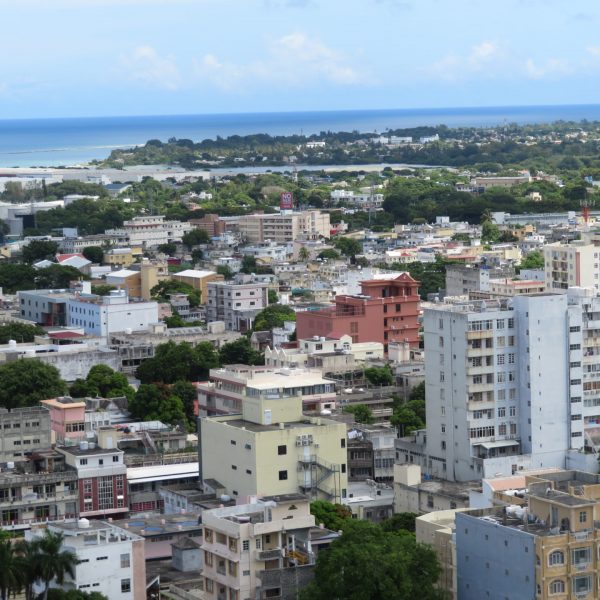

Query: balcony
[257,548,282,561]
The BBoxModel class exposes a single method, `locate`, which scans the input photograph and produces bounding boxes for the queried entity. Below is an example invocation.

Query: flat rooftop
[217,418,334,433]
[113,512,202,536]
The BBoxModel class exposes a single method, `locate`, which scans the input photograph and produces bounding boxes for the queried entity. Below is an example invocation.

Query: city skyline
[2,0,600,119]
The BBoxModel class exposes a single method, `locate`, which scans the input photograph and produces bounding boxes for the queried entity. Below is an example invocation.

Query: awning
[477,440,520,450]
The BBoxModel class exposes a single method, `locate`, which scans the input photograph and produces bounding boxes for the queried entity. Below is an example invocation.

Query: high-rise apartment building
[543,240,600,292]
[236,210,331,244]
[397,293,590,481]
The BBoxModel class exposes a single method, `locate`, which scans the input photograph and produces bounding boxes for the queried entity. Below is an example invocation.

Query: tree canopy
[310,500,352,531]
[219,337,264,366]
[22,240,59,264]
[151,280,201,307]
[128,383,188,429]
[81,246,104,264]
[343,403,374,424]
[0,360,66,409]
[252,304,296,332]
[182,228,209,248]
[302,520,442,600]
[69,365,134,401]
[0,322,45,344]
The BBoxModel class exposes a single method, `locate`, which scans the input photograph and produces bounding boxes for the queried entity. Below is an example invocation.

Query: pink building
[296,274,421,353]
[41,397,86,445]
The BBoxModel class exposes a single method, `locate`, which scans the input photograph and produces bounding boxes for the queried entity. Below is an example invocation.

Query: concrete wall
[456,513,536,600]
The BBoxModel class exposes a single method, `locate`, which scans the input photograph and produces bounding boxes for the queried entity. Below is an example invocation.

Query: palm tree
[15,538,42,600]
[0,538,23,600]
[36,530,80,600]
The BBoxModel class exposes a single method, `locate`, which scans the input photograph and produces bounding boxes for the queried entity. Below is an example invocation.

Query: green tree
[182,228,209,249]
[0,538,23,600]
[481,219,501,243]
[268,289,278,304]
[252,304,296,332]
[0,360,66,409]
[333,236,363,258]
[519,249,544,271]
[0,263,36,292]
[317,248,341,260]
[15,537,41,600]
[136,341,219,384]
[310,500,352,531]
[91,284,115,296]
[36,530,80,600]
[81,246,104,264]
[219,337,264,366]
[391,402,425,436]
[35,265,87,289]
[157,242,177,256]
[343,403,374,424]
[409,381,425,402]
[240,255,257,274]
[171,380,198,423]
[22,240,59,264]
[151,280,201,307]
[128,384,188,427]
[381,512,418,534]
[216,265,234,280]
[0,322,45,344]
[364,366,394,386]
[298,246,310,261]
[69,365,134,400]
[302,520,442,600]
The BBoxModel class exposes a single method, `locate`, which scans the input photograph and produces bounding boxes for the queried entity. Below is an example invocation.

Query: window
[341,438,346,448]
[579,511,587,523]
[242,540,249,551]
[572,547,591,565]
[549,580,564,594]
[498,407,506,417]
[120,553,130,568]
[497,354,505,365]
[508,353,515,364]
[278,470,288,480]
[80,459,88,466]
[427,494,434,508]
[277,445,287,455]
[548,550,564,565]
[112,455,119,463]
[572,576,591,594]
[121,579,131,593]
[230,440,237,445]
[509,406,516,417]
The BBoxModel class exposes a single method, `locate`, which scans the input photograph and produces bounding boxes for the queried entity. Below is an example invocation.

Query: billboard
[280,191,294,210]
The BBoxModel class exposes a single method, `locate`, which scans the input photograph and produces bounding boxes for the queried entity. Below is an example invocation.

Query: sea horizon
[1,103,600,168]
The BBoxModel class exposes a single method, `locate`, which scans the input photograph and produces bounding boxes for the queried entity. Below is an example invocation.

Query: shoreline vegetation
[88,119,600,172]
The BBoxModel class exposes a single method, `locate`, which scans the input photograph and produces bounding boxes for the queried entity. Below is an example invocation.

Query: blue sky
[2,0,600,118]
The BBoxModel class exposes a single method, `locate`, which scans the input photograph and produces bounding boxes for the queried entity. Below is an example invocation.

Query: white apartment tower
[398,294,588,481]
[543,240,600,292]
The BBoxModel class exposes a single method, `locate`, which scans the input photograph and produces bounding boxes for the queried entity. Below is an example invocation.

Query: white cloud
[587,46,600,58]
[524,57,570,79]
[120,46,181,91]
[194,32,366,90]
[427,41,503,81]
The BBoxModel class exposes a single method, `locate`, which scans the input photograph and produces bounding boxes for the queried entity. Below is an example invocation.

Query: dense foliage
[0,361,66,409]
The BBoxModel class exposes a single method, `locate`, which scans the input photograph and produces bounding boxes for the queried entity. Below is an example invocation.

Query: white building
[206,278,269,332]
[543,240,600,292]
[26,520,146,600]
[106,215,193,249]
[236,211,330,244]
[67,290,158,338]
[397,294,585,481]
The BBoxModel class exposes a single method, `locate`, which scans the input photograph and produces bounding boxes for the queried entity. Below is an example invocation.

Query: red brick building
[57,445,127,519]
[296,274,420,352]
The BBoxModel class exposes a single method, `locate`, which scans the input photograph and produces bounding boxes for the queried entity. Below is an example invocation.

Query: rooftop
[216,418,335,433]
[112,512,202,537]
[174,269,218,279]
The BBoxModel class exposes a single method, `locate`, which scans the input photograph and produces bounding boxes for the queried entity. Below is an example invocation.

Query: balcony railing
[257,548,282,561]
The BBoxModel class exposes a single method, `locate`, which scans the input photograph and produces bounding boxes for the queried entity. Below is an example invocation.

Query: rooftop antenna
[581,195,595,231]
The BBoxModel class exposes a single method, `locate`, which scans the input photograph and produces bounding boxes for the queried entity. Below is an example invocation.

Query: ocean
[1,104,600,168]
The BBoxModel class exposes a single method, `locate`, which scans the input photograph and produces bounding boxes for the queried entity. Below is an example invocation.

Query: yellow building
[104,247,134,267]
[172,269,224,304]
[104,258,170,300]
[201,394,348,503]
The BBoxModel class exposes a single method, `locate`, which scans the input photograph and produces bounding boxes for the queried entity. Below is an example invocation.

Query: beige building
[544,240,599,292]
[201,394,348,503]
[104,247,135,267]
[488,278,545,296]
[201,494,321,600]
[172,269,224,304]
[237,211,331,244]
[104,258,169,300]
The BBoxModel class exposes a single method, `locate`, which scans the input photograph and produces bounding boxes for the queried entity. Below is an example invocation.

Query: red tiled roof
[48,331,85,339]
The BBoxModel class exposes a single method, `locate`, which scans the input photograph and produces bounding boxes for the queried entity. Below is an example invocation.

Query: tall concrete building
[397,294,586,481]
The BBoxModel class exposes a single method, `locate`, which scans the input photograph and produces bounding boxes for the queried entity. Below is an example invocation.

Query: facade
[206,277,269,332]
[197,365,337,417]
[18,289,72,326]
[296,274,421,352]
[189,213,226,237]
[236,210,330,244]
[172,269,224,304]
[106,215,193,249]
[544,240,599,292]
[445,263,514,297]
[57,444,128,518]
[201,494,319,600]
[41,397,86,445]
[398,294,581,482]
[0,460,78,530]
[265,334,384,371]
[0,407,51,462]
[487,277,546,296]
[26,520,146,600]
[201,394,348,503]
[455,470,600,600]
[67,290,158,337]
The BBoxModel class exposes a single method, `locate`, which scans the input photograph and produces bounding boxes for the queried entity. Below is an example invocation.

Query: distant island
[95,120,600,172]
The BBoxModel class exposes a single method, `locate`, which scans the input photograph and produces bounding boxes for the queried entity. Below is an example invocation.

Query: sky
[1,0,600,119]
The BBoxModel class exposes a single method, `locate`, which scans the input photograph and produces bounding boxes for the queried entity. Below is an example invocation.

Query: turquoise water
[1,105,600,167]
